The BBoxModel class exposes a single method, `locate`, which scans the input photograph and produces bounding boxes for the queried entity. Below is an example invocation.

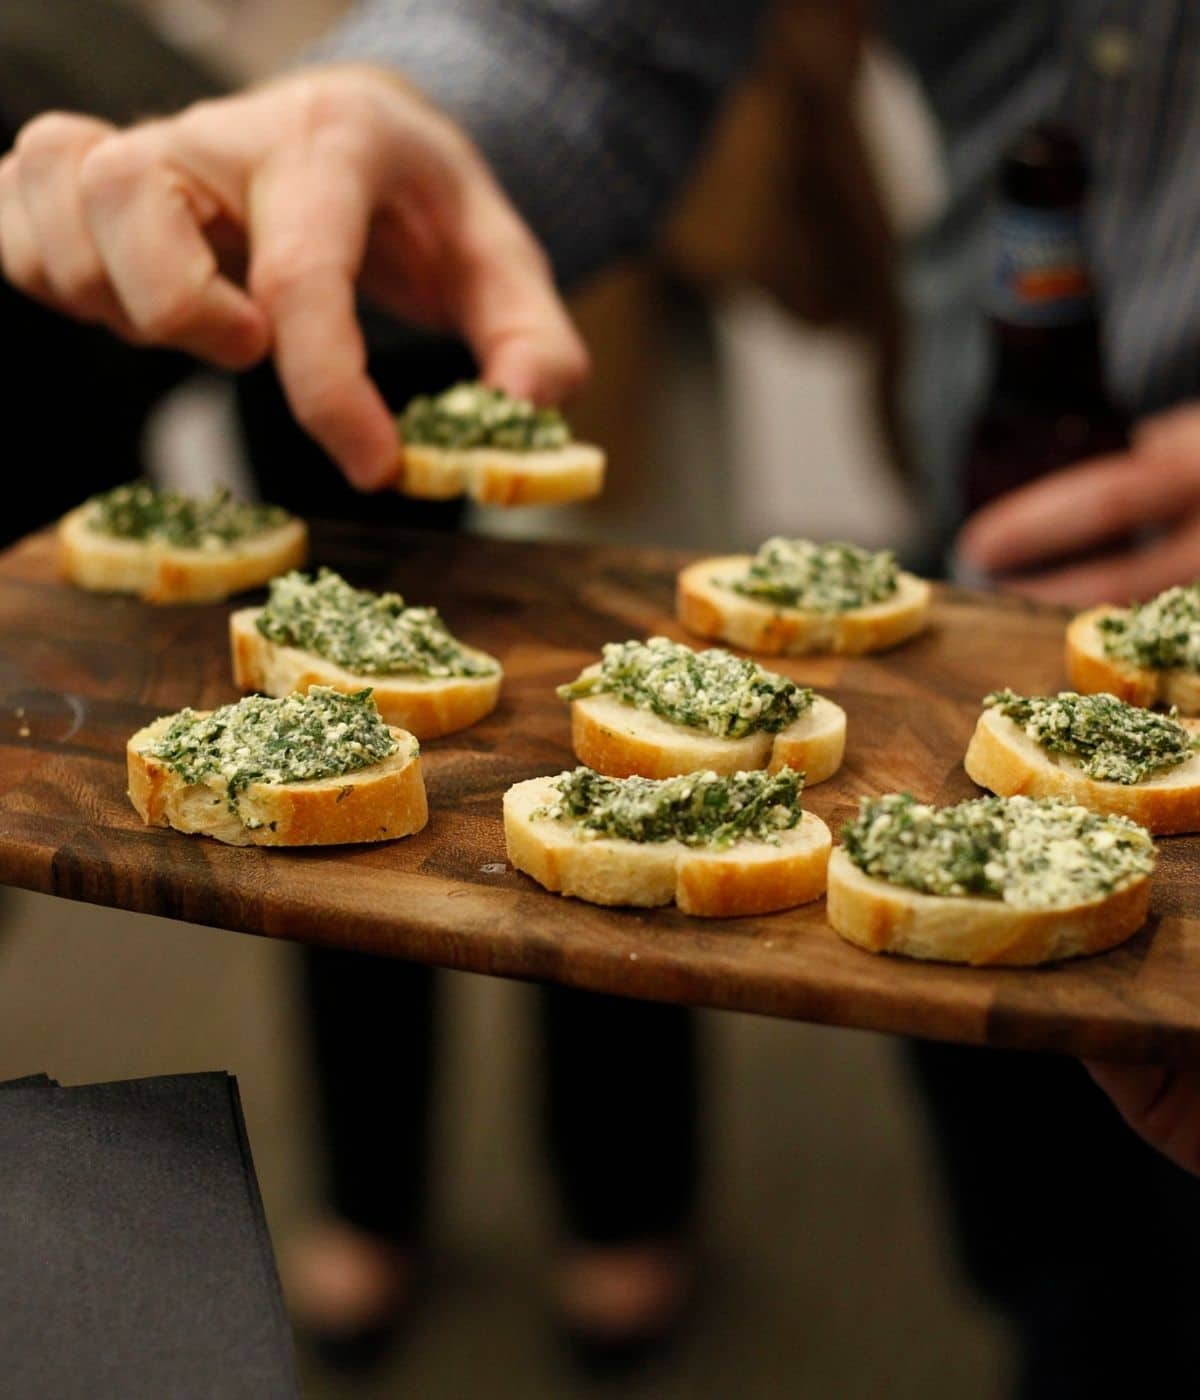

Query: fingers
[957,451,1200,576]
[0,152,50,300]
[248,151,399,489]
[1085,1060,1200,1177]
[80,127,269,368]
[993,513,1200,608]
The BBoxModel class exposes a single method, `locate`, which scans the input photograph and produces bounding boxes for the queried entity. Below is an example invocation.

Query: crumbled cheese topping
[399,381,570,451]
[985,689,1196,784]
[84,481,288,550]
[537,766,806,848]
[146,687,401,825]
[1099,581,1200,671]
[557,636,812,739]
[256,569,497,678]
[841,792,1154,909]
[727,538,900,612]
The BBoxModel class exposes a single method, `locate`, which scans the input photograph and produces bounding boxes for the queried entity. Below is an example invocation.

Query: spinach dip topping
[1098,581,1200,671]
[400,381,570,451]
[146,687,400,822]
[256,569,497,678]
[841,793,1154,910]
[84,481,288,550]
[728,538,900,612]
[538,766,806,849]
[557,637,812,739]
[985,689,1196,784]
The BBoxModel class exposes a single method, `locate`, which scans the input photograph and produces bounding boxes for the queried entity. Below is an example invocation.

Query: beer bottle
[962,123,1128,517]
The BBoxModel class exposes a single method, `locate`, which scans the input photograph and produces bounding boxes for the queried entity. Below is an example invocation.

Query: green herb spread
[399,381,570,451]
[256,569,497,678]
[84,481,288,550]
[1099,581,1200,671]
[841,792,1154,910]
[146,687,400,825]
[538,765,805,849]
[727,538,900,613]
[557,636,812,739]
[985,689,1196,784]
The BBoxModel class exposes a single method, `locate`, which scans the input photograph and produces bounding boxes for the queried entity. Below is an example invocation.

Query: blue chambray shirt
[320,1,1200,543]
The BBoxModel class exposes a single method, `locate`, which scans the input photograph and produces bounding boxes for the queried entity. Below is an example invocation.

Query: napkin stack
[0,1071,297,1398]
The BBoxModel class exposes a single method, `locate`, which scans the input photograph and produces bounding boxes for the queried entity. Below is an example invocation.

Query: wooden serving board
[1,523,1198,1063]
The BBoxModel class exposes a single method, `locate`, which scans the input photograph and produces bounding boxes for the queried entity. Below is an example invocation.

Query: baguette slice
[964,705,1200,834]
[59,506,308,605]
[504,775,831,916]
[826,846,1150,966]
[677,556,931,655]
[397,442,605,506]
[1066,606,1200,712]
[128,716,427,847]
[230,608,501,739]
[569,688,845,784]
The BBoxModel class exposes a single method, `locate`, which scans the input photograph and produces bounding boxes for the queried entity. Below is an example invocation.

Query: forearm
[313,0,771,286]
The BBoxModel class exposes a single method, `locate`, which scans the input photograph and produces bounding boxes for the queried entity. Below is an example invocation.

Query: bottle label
[988,205,1093,326]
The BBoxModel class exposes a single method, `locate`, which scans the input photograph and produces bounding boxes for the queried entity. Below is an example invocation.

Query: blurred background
[1,1,1010,1394]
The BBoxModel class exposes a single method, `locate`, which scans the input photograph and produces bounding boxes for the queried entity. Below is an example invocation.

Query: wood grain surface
[1,523,1198,1063]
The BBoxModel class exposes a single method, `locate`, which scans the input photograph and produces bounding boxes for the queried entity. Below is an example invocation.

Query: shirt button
[1089,26,1137,76]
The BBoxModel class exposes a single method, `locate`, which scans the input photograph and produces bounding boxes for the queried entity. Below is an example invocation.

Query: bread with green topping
[965,691,1200,834]
[1067,604,1200,714]
[59,483,307,604]
[504,767,830,916]
[396,382,604,506]
[676,540,930,656]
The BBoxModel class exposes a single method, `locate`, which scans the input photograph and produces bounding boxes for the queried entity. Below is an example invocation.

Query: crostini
[827,792,1154,965]
[557,636,845,783]
[1067,583,1200,712]
[231,568,501,739]
[396,381,605,506]
[504,765,831,916]
[677,537,930,655]
[127,687,427,847]
[965,689,1200,834]
[59,480,307,604]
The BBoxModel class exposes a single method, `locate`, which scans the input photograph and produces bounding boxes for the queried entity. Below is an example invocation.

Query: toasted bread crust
[127,715,427,847]
[229,609,502,739]
[676,557,931,655]
[964,706,1200,834]
[826,847,1150,966]
[397,442,605,506]
[504,776,830,916]
[1066,607,1200,713]
[58,506,308,605]
[568,689,845,785]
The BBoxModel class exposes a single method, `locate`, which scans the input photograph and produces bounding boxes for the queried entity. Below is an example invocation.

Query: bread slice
[1066,606,1200,712]
[677,556,931,655]
[127,716,427,847]
[504,775,831,916]
[825,846,1150,966]
[568,688,845,784]
[397,442,605,506]
[58,505,308,605]
[964,704,1200,834]
[230,607,501,739]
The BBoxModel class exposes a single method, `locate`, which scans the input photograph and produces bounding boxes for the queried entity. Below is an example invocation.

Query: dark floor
[0,888,1007,1397]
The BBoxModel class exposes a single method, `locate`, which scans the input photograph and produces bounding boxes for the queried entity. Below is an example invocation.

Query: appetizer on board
[232,568,501,738]
[396,381,605,506]
[677,538,931,656]
[827,793,1155,966]
[59,480,307,604]
[1068,581,1200,713]
[127,687,427,847]
[557,636,845,783]
[966,689,1200,834]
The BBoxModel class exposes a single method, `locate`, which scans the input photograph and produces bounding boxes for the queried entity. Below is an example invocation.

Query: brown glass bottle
[962,123,1128,517]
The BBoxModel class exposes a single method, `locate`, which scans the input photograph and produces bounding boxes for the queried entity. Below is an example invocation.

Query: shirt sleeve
[312,0,771,287]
